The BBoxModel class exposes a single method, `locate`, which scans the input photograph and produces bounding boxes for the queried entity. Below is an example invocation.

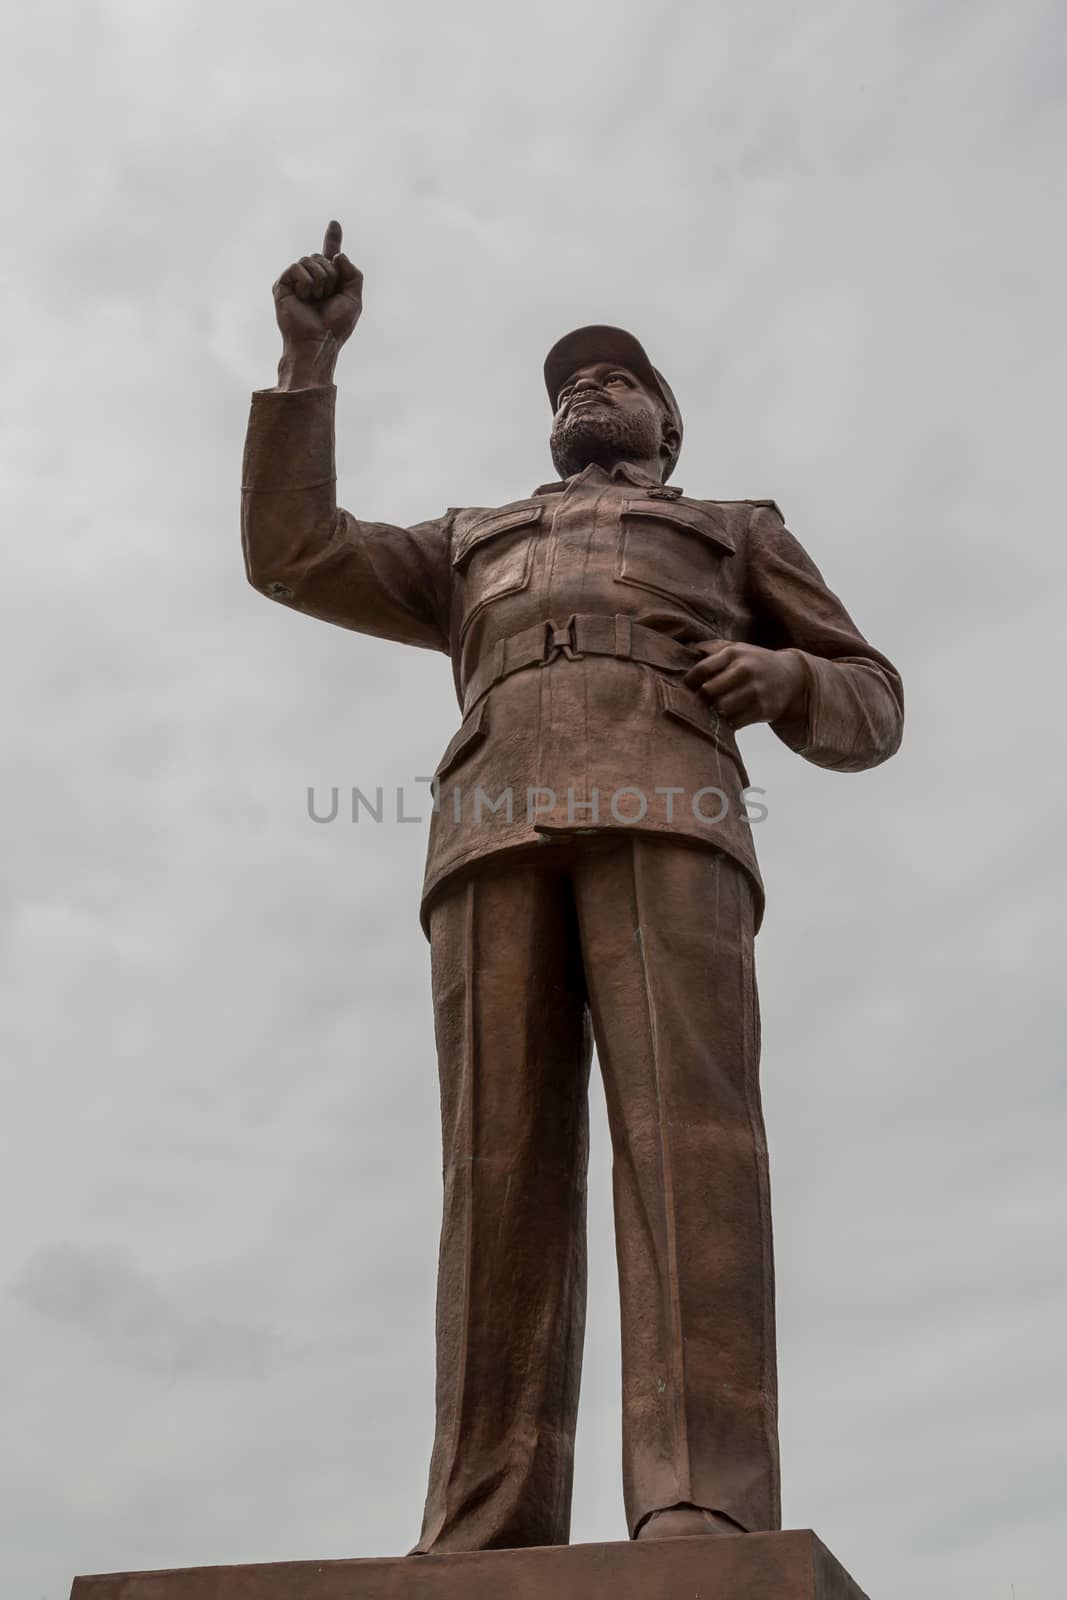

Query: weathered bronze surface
[237,223,901,1557]
[71,1530,870,1599]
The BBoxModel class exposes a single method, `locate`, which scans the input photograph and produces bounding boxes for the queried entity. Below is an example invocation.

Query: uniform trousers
[414,833,779,1552]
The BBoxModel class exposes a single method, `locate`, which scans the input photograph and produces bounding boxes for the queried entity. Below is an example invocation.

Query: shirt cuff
[242,384,337,493]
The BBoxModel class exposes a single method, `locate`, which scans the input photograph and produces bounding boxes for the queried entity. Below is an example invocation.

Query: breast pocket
[453,502,544,638]
[616,496,734,621]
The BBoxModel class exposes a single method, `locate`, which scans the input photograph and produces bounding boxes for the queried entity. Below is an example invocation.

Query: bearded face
[549,365,667,480]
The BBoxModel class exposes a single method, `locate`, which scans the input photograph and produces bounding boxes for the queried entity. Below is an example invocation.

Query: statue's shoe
[635,1505,744,1540]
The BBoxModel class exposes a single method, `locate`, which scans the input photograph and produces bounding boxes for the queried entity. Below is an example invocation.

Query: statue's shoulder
[682,495,784,530]
[690,495,782,516]
[454,494,547,521]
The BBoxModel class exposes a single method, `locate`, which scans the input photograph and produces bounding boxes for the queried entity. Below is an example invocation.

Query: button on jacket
[241,384,903,928]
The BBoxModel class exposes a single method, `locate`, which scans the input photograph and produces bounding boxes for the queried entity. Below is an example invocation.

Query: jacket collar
[532,460,683,497]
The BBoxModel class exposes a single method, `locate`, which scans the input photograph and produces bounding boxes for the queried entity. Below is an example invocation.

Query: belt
[462,613,701,716]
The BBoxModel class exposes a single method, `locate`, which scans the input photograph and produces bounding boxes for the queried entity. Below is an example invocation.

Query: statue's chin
[552,446,612,478]
[550,412,655,480]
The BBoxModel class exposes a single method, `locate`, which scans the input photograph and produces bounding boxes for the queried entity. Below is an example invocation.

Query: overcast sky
[2,2,1065,1596]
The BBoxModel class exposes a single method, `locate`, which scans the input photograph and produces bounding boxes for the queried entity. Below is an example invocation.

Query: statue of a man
[241,222,903,1555]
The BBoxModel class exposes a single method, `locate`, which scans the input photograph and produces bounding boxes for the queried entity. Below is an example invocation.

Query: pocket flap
[657,678,749,785]
[435,699,489,780]
[453,502,544,569]
[623,497,735,555]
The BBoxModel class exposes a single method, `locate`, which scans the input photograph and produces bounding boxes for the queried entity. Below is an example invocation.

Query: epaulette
[743,498,783,519]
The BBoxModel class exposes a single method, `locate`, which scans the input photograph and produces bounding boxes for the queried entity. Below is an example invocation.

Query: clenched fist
[684,640,808,730]
[272,221,363,390]
[274,220,363,343]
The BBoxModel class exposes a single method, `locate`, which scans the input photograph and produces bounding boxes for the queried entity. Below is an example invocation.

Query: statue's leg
[414,855,592,1554]
[572,837,780,1539]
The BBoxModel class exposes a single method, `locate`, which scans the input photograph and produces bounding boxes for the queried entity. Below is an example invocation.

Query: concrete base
[71,1529,870,1599]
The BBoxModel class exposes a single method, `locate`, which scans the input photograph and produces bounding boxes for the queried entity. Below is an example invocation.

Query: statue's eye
[606,372,630,386]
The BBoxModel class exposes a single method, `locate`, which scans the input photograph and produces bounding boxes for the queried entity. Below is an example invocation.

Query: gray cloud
[12,1243,272,1379]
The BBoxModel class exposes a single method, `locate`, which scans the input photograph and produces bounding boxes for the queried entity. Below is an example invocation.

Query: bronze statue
[241,221,904,1556]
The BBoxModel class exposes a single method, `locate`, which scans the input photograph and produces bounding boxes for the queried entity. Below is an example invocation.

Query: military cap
[544,325,683,481]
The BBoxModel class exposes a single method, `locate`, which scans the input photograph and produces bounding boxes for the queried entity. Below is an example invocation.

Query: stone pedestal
[71,1529,870,1599]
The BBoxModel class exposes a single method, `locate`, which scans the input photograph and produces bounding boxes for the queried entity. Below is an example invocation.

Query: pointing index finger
[322,220,343,260]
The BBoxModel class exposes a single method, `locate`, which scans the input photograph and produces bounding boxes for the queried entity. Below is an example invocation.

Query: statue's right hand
[273,220,363,348]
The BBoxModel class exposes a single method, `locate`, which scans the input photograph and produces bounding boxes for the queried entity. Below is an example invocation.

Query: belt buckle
[542,615,583,664]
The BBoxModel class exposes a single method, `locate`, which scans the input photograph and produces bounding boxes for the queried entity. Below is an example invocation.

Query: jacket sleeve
[241,385,453,652]
[745,502,904,772]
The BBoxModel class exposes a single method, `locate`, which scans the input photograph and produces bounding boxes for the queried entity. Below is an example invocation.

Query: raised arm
[241,221,452,652]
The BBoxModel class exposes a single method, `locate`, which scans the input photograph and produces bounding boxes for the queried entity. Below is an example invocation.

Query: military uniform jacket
[242,386,904,930]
